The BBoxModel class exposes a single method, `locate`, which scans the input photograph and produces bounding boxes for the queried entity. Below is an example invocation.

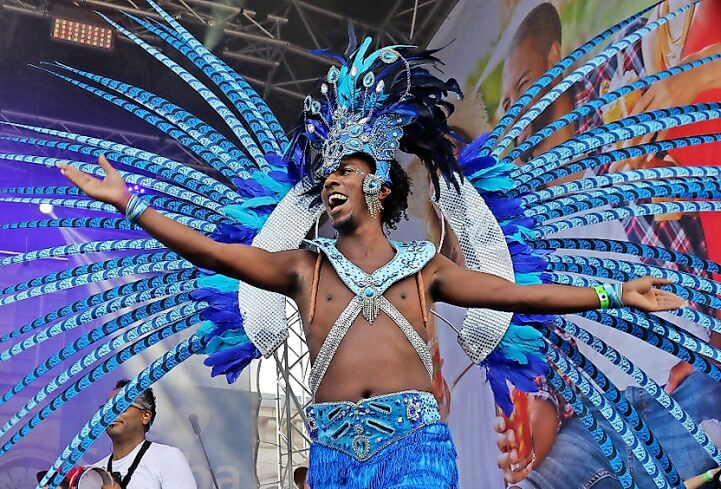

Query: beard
[331,211,355,233]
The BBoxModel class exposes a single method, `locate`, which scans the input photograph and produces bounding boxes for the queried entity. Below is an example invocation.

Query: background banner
[423,0,721,487]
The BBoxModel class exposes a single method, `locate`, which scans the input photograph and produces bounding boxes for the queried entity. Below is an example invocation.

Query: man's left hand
[622,277,687,312]
[664,361,695,394]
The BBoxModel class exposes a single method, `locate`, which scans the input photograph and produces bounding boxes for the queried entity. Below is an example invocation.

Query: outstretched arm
[428,254,685,314]
[60,156,302,296]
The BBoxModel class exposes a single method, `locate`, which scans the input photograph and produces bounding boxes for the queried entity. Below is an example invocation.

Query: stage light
[50,5,115,51]
[39,203,54,214]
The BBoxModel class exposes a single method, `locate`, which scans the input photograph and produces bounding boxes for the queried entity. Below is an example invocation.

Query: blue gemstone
[362,72,375,88]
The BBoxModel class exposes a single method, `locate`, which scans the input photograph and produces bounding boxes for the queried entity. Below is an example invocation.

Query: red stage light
[50,17,115,50]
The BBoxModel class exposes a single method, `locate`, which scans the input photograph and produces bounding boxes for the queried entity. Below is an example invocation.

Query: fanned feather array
[0,1,718,488]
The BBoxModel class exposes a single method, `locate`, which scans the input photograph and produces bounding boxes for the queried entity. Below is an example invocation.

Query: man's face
[320,156,380,231]
[501,36,558,149]
[105,388,151,440]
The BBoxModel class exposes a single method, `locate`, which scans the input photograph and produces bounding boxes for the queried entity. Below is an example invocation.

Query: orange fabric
[416,272,429,327]
[308,253,323,323]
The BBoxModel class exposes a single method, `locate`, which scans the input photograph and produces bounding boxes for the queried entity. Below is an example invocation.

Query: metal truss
[1,0,458,127]
[251,300,311,489]
[271,300,312,489]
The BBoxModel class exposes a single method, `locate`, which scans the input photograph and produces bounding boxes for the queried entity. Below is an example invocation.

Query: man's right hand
[60,155,303,298]
[60,155,132,212]
[495,416,533,484]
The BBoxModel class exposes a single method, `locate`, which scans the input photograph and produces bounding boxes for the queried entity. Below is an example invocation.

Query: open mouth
[327,192,348,213]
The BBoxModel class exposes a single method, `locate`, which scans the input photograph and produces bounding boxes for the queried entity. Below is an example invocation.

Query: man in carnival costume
[57,37,683,488]
[7,2,721,488]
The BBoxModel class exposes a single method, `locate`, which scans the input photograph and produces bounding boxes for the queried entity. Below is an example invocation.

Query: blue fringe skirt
[307,423,458,488]
[306,391,458,488]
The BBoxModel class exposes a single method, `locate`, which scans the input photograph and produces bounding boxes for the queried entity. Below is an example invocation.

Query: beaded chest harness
[306,238,435,396]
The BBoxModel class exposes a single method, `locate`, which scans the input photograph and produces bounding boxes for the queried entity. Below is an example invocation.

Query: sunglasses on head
[98,402,150,412]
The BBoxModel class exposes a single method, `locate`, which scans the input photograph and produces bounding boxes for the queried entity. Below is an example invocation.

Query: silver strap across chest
[308,296,433,396]
[307,239,435,397]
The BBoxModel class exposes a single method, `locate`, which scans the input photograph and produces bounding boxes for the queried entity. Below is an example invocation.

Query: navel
[400,292,407,300]
[326,294,333,302]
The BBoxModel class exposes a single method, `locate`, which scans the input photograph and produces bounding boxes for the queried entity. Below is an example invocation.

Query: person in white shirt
[93,379,197,489]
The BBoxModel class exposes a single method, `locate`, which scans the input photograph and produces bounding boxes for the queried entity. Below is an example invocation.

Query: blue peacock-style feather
[39,335,208,488]
[46,61,253,170]
[544,343,671,489]
[500,53,721,166]
[544,328,681,487]
[0,122,239,202]
[582,310,721,374]
[556,319,721,466]
[0,271,198,343]
[543,364,634,487]
[1,0,721,486]
[533,237,721,274]
[479,0,666,156]
[0,303,203,440]
[491,0,701,158]
[1,315,202,457]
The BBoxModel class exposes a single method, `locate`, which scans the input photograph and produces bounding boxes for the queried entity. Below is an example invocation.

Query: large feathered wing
[1,1,720,488]
[0,1,300,486]
[453,1,721,487]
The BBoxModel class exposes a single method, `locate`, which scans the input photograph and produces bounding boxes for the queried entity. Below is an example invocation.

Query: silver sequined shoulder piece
[304,238,436,296]
[436,178,515,364]
[239,180,323,357]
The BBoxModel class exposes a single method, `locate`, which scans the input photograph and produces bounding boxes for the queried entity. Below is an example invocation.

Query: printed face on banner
[421,1,721,487]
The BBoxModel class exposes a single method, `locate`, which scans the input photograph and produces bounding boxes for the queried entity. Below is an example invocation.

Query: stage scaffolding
[1,0,457,126]
[272,300,312,488]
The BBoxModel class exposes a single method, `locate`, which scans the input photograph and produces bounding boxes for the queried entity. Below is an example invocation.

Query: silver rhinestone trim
[437,178,514,364]
[239,180,323,357]
[309,296,364,395]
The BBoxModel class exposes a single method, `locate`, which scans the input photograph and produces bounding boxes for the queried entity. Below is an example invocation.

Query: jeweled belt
[305,390,441,461]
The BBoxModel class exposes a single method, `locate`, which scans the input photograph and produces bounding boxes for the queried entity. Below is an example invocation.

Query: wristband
[593,285,610,309]
[703,469,714,482]
[124,195,149,224]
[603,282,624,308]
[593,283,624,309]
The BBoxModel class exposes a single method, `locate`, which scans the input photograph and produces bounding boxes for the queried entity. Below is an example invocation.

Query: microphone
[188,414,201,435]
[188,414,220,489]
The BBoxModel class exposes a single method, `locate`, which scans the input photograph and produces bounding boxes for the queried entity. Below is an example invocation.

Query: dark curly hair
[115,378,157,433]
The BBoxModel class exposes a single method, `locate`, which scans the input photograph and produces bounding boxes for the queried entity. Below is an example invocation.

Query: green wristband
[593,285,610,309]
[703,470,714,482]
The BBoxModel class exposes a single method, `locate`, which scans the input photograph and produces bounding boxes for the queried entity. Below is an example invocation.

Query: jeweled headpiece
[285,35,463,195]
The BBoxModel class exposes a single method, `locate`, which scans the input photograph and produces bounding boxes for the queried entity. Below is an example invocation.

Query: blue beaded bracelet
[125,195,149,224]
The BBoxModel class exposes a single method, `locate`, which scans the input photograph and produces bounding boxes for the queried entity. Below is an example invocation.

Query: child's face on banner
[501,36,563,150]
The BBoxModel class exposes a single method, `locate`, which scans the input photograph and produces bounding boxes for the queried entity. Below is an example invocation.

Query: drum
[76,467,116,489]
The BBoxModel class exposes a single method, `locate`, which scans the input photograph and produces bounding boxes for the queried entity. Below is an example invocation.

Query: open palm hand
[623,277,687,312]
[59,155,131,211]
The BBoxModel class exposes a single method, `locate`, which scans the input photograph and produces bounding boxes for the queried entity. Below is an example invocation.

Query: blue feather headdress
[285,36,463,195]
